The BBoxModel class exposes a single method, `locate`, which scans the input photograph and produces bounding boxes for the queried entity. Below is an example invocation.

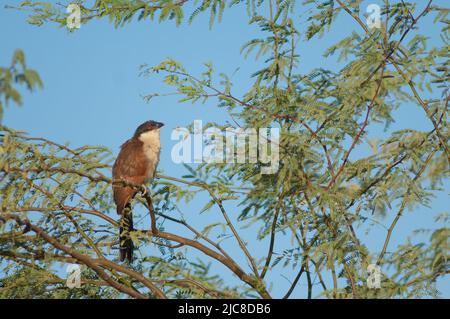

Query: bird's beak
[157,122,164,128]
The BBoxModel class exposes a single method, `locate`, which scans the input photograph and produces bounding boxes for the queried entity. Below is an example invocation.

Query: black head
[133,120,164,138]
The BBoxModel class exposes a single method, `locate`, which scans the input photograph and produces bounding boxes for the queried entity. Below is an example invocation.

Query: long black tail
[119,206,134,263]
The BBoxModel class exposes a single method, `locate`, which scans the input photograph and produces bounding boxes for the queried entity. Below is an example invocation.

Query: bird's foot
[140,185,148,196]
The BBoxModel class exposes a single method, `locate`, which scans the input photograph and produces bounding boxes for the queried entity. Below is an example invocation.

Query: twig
[377,149,436,265]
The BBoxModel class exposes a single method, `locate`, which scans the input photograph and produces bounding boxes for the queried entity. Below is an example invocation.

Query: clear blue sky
[1,0,448,298]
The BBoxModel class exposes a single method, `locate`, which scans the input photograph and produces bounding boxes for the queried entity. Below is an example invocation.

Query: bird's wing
[112,138,147,215]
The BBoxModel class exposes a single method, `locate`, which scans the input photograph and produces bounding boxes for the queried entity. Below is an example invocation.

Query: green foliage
[139,0,449,298]
[0,266,119,298]
[13,0,229,28]
[0,50,43,123]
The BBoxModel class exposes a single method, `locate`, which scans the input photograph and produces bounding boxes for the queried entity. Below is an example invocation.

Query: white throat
[139,129,161,180]
[139,129,161,148]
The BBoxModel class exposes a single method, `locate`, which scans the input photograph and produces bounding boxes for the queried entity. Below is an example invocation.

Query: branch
[138,228,271,298]
[327,60,387,189]
[0,214,165,299]
[260,205,280,279]
[376,149,436,265]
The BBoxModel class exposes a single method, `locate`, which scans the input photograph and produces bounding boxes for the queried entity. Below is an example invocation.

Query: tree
[1,0,448,299]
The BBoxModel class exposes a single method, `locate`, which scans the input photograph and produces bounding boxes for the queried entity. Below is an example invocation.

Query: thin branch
[260,205,280,279]
[0,214,161,299]
[327,60,387,189]
[377,149,436,265]
[282,265,305,299]
[202,184,262,281]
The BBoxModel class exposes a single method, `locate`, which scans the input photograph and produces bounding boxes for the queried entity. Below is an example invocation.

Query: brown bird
[112,120,164,262]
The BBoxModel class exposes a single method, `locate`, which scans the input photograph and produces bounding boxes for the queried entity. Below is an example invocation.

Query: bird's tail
[119,205,134,263]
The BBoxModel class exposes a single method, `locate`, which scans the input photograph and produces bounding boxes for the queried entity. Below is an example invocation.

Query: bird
[112,120,164,262]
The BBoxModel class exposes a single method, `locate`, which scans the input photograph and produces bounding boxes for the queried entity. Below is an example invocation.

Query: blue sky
[1,0,448,298]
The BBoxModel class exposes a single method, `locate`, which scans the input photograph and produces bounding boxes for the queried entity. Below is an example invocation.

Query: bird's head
[134,120,164,143]
[134,120,164,137]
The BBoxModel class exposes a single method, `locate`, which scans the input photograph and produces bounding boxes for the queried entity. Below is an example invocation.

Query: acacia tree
[0,0,448,299]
